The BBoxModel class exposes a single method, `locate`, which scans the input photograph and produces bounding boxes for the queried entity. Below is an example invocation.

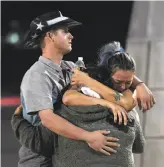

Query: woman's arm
[71,70,135,111]
[86,80,136,111]
[63,86,135,111]
[11,105,54,157]
[72,69,155,111]
[63,89,113,107]
[63,89,131,125]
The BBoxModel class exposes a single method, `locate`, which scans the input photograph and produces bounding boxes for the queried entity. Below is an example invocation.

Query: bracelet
[135,81,144,88]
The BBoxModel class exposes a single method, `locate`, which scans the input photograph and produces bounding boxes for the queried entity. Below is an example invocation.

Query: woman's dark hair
[97,41,136,73]
[85,41,136,86]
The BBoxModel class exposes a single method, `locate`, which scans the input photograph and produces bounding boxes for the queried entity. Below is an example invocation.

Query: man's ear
[45,32,53,40]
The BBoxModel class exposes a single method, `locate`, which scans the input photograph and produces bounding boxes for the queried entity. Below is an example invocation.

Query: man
[17,10,120,167]
[14,10,155,167]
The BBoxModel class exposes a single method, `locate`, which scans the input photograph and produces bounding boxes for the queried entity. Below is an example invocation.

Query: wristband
[135,81,144,88]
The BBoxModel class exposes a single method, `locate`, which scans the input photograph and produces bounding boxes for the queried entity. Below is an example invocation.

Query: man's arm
[39,109,91,141]
[39,109,120,155]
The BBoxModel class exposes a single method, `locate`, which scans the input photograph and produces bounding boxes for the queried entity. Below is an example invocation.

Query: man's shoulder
[29,61,45,72]
[21,61,46,84]
[24,61,45,76]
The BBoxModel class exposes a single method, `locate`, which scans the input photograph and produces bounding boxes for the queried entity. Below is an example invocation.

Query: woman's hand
[71,69,92,86]
[105,102,128,125]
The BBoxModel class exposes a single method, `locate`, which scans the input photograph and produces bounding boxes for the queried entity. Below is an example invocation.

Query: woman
[12,41,145,167]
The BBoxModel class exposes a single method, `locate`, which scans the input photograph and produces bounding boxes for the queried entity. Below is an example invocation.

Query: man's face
[51,26,73,54]
[111,70,134,92]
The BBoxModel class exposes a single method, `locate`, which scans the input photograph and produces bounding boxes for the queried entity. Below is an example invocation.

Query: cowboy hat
[24,10,82,48]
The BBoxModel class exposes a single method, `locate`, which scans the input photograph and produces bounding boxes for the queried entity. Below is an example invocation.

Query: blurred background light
[2,20,24,48]
[6,31,20,44]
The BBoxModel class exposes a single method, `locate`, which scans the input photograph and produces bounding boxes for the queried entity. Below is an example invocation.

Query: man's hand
[71,69,92,86]
[14,105,23,115]
[86,130,120,156]
[134,83,156,111]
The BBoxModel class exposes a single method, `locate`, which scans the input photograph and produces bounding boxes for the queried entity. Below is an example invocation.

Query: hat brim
[59,18,82,28]
[24,18,82,49]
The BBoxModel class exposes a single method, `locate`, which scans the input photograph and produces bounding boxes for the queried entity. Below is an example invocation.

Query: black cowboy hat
[24,10,82,48]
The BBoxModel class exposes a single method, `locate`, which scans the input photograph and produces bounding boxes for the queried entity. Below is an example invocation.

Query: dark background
[1,1,133,167]
[1,1,133,96]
